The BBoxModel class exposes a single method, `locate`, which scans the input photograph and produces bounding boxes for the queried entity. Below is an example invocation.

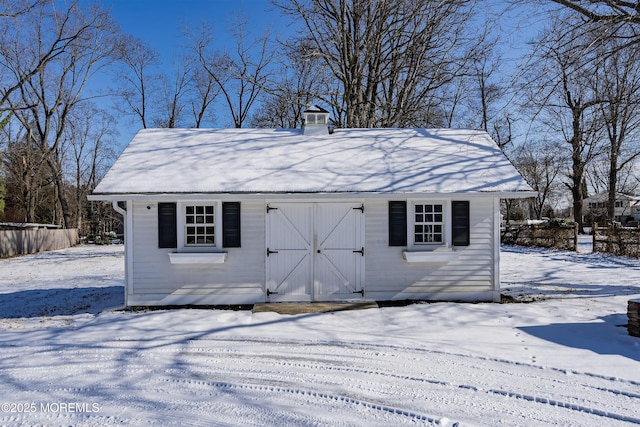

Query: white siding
[129,200,265,305]
[126,195,500,305]
[364,197,498,301]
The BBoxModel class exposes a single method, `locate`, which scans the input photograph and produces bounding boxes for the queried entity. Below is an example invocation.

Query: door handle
[353,247,364,256]
[267,248,278,256]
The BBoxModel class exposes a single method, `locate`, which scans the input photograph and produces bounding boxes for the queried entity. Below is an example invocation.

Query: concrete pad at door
[252,301,378,315]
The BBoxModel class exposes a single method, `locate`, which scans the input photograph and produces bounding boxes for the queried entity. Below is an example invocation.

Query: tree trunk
[48,158,71,229]
[570,109,586,233]
[607,156,618,223]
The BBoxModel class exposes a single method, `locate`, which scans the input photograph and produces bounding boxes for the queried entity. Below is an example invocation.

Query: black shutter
[389,201,407,246]
[452,201,470,246]
[222,202,241,248]
[158,202,177,248]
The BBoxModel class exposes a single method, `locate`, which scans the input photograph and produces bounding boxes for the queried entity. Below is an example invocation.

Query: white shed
[90,109,534,306]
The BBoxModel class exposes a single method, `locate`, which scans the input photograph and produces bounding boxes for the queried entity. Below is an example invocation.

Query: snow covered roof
[92,127,534,196]
[583,191,640,202]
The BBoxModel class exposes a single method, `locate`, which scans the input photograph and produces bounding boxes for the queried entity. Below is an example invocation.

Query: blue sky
[107,0,283,61]
[99,0,547,150]
[102,0,286,145]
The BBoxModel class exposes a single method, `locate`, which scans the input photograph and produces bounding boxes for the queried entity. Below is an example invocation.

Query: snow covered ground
[0,237,639,426]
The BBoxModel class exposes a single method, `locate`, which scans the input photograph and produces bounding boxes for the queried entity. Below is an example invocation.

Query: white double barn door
[266,202,364,302]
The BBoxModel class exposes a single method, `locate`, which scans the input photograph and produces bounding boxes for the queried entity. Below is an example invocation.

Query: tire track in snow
[158,378,452,425]
[14,336,640,390]
[174,351,640,425]
[7,337,640,402]
[2,338,638,426]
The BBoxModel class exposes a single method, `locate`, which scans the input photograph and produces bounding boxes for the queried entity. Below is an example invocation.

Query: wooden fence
[0,229,79,258]
[501,220,578,251]
[593,225,640,258]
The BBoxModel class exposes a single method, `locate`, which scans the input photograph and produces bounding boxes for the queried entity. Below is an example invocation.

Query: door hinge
[353,247,364,256]
[352,289,364,296]
[266,205,278,213]
[353,204,364,212]
[267,248,279,256]
[267,289,279,296]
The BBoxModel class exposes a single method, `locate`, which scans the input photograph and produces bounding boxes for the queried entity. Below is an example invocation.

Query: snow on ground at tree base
[0,239,639,426]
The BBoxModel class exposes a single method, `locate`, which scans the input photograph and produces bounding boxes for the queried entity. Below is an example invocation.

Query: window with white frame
[184,204,215,246]
[306,113,326,125]
[158,201,241,250]
[389,200,469,248]
[413,202,444,244]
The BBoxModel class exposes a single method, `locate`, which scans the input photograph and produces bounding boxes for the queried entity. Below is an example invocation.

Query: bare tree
[454,29,514,148]
[63,102,116,232]
[190,17,273,128]
[0,113,9,217]
[0,0,44,18]
[153,57,191,128]
[590,34,640,222]
[2,0,118,227]
[1,123,50,222]
[188,60,220,128]
[274,0,479,128]
[546,1,640,57]
[521,15,604,231]
[252,39,327,128]
[511,141,564,219]
[0,0,77,115]
[113,35,161,129]
[550,1,640,25]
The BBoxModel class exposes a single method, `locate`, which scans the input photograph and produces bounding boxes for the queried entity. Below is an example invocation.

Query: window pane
[414,202,444,245]
[185,204,216,246]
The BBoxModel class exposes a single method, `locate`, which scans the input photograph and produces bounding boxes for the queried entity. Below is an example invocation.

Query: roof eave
[88,190,538,202]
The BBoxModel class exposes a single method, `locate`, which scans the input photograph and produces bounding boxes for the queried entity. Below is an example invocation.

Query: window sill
[403,248,459,263]
[168,252,227,265]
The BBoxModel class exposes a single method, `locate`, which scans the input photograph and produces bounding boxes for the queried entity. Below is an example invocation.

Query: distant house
[89,107,534,306]
[583,192,640,225]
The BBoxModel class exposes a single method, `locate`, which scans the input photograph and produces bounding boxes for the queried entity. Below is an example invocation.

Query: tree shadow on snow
[0,286,124,318]
[501,244,640,299]
[518,314,640,362]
